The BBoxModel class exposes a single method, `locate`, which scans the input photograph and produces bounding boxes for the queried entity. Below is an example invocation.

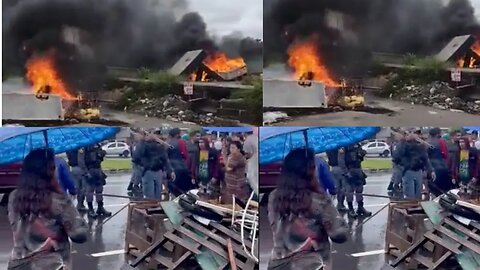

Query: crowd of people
[127,128,258,204]
[266,127,480,270]
[386,128,480,199]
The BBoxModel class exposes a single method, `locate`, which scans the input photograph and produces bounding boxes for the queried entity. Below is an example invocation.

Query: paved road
[269,91,480,126]
[0,174,137,270]
[259,173,404,270]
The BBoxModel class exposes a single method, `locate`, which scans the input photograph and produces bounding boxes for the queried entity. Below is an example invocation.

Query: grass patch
[362,158,392,170]
[102,158,132,171]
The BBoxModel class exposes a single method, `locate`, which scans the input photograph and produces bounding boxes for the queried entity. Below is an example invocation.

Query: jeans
[142,170,163,199]
[391,164,403,186]
[131,164,143,186]
[402,170,423,199]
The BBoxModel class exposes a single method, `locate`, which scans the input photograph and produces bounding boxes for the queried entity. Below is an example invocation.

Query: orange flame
[457,41,480,68]
[189,71,208,82]
[26,54,76,100]
[288,40,339,86]
[203,52,246,73]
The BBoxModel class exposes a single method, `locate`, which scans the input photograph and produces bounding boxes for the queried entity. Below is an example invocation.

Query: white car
[102,141,130,157]
[362,141,391,157]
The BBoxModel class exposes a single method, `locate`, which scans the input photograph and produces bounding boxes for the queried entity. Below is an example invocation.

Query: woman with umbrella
[268,148,348,270]
[7,148,88,270]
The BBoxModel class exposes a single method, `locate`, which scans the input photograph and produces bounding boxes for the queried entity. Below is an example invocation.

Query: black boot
[387,181,394,191]
[87,202,97,219]
[347,202,358,218]
[76,196,87,212]
[336,196,347,212]
[357,201,372,217]
[127,182,133,191]
[96,202,112,217]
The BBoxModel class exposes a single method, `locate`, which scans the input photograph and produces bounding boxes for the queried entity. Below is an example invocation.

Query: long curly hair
[13,148,58,217]
[273,148,320,216]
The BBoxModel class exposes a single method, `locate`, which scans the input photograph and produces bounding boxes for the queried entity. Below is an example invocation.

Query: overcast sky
[187,0,262,39]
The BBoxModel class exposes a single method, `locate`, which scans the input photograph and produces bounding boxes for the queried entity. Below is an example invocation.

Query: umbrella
[0,127,120,165]
[203,127,253,133]
[260,126,380,164]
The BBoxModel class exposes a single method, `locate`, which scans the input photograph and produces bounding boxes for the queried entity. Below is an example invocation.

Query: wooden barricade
[125,215,257,270]
[385,201,427,268]
[391,216,480,269]
[124,201,172,269]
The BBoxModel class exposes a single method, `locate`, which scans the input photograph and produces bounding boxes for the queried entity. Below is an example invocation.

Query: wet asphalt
[0,172,401,270]
[259,172,403,270]
[0,174,136,270]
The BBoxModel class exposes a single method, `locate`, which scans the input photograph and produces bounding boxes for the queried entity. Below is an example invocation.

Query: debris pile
[394,82,480,114]
[125,94,217,125]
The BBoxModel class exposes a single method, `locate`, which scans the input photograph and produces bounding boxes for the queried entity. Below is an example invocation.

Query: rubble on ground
[124,94,219,125]
[393,82,480,114]
[263,111,290,125]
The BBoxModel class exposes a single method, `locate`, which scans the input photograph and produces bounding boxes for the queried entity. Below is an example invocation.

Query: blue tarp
[260,127,380,164]
[0,127,120,165]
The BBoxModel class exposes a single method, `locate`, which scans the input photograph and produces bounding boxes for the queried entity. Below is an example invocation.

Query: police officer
[67,149,87,212]
[84,143,111,218]
[326,149,348,212]
[344,143,371,218]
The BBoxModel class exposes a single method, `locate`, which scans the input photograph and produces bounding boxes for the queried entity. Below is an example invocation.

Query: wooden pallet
[125,216,257,270]
[385,202,427,268]
[124,202,171,269]
[391,217,480,269]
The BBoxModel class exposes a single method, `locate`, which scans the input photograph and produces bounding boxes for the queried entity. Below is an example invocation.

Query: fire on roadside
[287,39,339,87]
[203,52,246,73]
[26,54,77,100]
[188,52,246,82]
[457,41,480,68]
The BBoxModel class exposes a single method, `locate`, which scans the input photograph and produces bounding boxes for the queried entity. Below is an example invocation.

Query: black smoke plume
[264,0,480,77]
[3,0,261,93]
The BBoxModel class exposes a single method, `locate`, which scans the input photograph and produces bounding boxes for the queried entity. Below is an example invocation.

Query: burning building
[169,49,248,82]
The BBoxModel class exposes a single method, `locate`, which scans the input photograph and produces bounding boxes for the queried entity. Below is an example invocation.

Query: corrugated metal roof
[435,35,475,62]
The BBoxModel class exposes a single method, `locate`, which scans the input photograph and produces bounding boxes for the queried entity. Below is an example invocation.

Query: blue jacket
[55,157,76,195]
[315,156,336,195]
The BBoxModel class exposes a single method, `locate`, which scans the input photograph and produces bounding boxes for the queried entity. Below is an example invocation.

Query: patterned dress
[267,189,348,270]
[222,152,248,204]
[7,190,88,270]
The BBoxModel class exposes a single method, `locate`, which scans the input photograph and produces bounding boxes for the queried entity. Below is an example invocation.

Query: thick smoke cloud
[3,0,261,92]
[264,0,480,77]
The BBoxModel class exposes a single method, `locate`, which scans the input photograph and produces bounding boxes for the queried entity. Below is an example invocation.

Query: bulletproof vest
[85,146,103,168]
[66,150,79,167]
[326,150,339,167]
[345,146,363,168]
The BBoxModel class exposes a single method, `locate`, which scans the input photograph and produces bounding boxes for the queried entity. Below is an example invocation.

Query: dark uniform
[84,144,111,218]
[344,144,371,218]
[326,149,348,212]
[67,149,87,212]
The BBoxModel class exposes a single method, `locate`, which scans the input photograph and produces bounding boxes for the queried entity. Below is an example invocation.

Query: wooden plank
[391,237,429,267]
[164,231,202,254]
[444,218,480,243]
[175,226,247,269]
[131,238,169,267]
[413,254,434,268]
[210,221,252,247]
[227,239,237,270]
[151,254,174,269]
[424,232,462,254]
[184,218,252,258]
[428,251,452,270]
[385,232,412,252]
[436,226,480,255]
